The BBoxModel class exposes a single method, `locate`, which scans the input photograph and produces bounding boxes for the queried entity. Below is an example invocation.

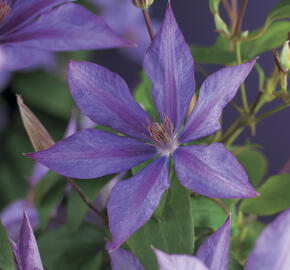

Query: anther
[143,113,178,154]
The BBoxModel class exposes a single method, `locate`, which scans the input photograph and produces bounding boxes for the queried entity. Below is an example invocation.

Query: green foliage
[127,173,194,270]
[266,0,290,24]
[231,221,265,264]
[240,174,290,215]
[0,220,15,270]
[12,71,73,120]
[34,171,66,230]
[235,148,268,187]
[67,175,112,231]
[191,196,227,230]
[228,254,243,270]
[242,21,290,59]
[190,37,235,64]
[38,223,105,270]
[134,71,158,119]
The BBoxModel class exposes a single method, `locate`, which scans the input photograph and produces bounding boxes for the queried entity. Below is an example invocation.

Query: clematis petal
[2,3,131,51]
[17,211,44,270]
[68,61,150,140]
[179,59,256,143]
[0,45,54,72]
[1,199,38,241]
[143,4,195,132]
[108,156,169,249]
[173,144,257,198]
[153,248,209,270]
[27,129,157,179]
[106,241,145,270]
[245,209,290,270]
[0,0,75,34]
[9,239,21,270]
[196,216,230,270]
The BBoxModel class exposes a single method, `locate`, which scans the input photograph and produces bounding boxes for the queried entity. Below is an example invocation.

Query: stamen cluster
[0,0,10,24]
[144,113,178,154]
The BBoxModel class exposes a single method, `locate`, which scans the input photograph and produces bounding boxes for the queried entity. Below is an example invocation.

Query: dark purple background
[96,0,289,177]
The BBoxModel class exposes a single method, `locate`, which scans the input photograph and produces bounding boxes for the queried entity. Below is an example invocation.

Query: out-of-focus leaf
[191,196,227,230]
[235,148,268,187]
[266,0,290,24]
[127,173,194,270]
[12,71,72,119]
[38,223,104,270]
[231,221,265,264]
[34,171,66,230]
[0,163,28,208]
[241,21,290,59]
[67,175,112,231]
[240,174,290,215]
[134,71,158,118]
[0,220,15,270]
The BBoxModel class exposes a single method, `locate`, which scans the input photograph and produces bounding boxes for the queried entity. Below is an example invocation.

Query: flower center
[144,113,178,155]
[0,1,10,24]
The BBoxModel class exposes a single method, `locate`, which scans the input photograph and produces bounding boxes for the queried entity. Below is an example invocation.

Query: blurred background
[0,0,288,213]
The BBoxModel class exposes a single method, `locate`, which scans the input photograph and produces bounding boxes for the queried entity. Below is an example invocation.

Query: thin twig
[233,0,248,37]
[230,0,238,34]
[221,0,232,21]
[208,197,229,215]
[142,9,154,41]
[255,103,289,124]
[65,177,106,220]
[249,91,263,115]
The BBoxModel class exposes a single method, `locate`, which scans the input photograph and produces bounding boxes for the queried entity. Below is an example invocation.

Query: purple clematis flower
[107,240,145,270]
[0,0,131,73]
[28,4,257,249]
[245,208,290,270]
[9,211,44,270]
[108,216,230,270]
[89,0,159,61]
[1,199,38,240]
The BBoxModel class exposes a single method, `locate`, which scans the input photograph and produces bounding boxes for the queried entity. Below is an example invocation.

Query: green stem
[236,41,249,113]
[142,9,154,41]
[255,103,289,124]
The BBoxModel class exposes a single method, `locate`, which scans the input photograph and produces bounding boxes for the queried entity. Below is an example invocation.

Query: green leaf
[134,71,158,118]
[190,43,235,64]
[38,223,104,270]
[0,220,15,270]
[241,21,290,59]
[266,0,290,24]
[235,148,268,187]
[240,174,290,215]
[34,171,66,230]
[127,173,194,270]
[12,71,73,119]
[67,175,112,231]
[191,196,227,230]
